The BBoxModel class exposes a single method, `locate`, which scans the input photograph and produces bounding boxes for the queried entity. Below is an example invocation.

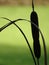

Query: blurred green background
[0,0,49,65]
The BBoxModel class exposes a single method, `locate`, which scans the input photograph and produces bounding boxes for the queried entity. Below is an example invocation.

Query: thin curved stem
[37,59,39,65]
[32,0,34,11]
[0,17,47,65]
[14,23,36,65]
[1,17,11,21]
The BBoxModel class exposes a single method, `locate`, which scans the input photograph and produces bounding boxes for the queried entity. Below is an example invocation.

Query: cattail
[30,0,41,59]
[30,11,41,59]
